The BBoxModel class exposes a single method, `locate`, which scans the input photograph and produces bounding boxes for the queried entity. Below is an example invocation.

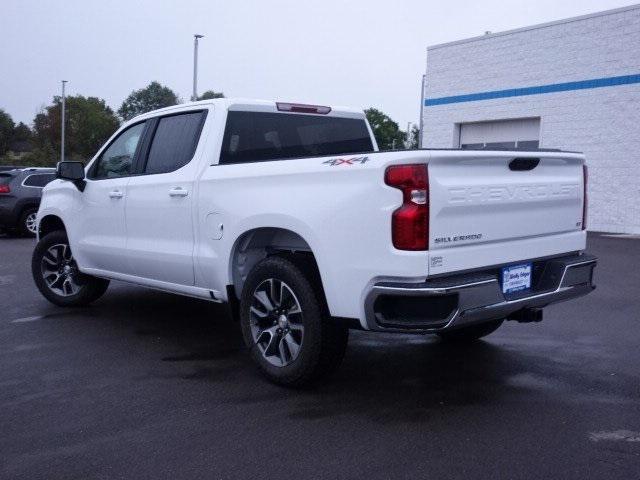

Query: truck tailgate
[427,150,586,271]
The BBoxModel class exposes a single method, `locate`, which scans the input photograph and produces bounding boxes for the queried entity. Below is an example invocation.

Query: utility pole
[406,121,412,149]
[192,34,204,101]
[61,80,67,162]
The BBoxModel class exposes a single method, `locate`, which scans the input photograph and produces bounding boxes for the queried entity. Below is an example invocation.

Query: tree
[32,95,120,162]
[13,122,32,143]
[197,90,224,100]
[8,122,33,156]
[0,109,15,156]
[17,143,55,167]
[407,124,420,149]
[118,81,180,120]
[364,108,406,150]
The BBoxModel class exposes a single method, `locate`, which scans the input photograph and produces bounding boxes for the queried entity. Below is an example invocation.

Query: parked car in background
[0,166,26,172]
[0,168,56,236]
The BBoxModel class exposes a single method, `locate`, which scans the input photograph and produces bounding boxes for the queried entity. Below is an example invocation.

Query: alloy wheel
[25,212,38,234]
[40,243,81,297]
[249,278,304,367]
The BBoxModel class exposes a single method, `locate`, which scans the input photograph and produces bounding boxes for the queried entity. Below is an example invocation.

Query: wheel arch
[39,214,67,239]
[16,201,40,220]
[228,227,324,302]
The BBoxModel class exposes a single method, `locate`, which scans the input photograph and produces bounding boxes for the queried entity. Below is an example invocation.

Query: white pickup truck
[33,98,596,386]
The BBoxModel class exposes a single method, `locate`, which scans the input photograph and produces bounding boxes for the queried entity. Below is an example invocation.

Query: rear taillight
[0,185,10,194]
[582,164,588,230]
[385,164,429,250]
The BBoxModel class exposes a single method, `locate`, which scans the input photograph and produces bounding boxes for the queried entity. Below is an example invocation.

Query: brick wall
[422,5,640,234]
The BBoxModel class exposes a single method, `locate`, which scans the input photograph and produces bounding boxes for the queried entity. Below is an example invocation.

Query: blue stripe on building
[424,73,640,106]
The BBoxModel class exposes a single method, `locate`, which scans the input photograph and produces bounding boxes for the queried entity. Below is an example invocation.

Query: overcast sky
[1,0,636,128]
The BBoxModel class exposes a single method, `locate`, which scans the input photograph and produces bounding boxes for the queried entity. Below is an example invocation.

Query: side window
[91,122,146,180]
[23,173,56,187]
[144,111,205,175]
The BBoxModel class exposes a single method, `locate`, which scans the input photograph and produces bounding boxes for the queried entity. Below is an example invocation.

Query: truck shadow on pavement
[50,280,634,423]
[62,282,609,425]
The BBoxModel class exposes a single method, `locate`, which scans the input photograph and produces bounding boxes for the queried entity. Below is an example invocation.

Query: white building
[421,4,640,234]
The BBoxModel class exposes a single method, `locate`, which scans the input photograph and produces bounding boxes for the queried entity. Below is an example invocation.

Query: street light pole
[192,34,204,101]
[61,80,67,162]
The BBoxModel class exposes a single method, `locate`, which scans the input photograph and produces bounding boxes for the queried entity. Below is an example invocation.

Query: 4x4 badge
[322,156,369,166]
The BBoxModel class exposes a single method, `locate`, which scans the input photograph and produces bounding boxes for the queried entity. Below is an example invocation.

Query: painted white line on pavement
[589,430,640,442]
[0,274,16,286]
[11,316,45,324]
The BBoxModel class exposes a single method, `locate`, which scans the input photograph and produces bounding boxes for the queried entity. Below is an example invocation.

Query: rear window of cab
[219,111,374,164]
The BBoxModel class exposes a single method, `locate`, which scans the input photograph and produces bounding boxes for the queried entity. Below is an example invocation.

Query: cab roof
[129,98,366,123]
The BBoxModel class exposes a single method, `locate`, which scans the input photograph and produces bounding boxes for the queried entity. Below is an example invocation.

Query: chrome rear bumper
[364,253,597,333]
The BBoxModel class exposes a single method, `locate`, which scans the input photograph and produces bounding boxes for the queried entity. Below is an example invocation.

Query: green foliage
[364,108,406,150]
[14,144,57,167]
[0,109,15,155]
[13,122,32,143]
[408,124,420,149]
[32,95,120,163]
[197,90,225,100]
[118,81,180,120]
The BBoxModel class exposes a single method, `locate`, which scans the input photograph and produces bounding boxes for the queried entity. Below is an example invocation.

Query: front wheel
[32,230,110,307]
[240,256,348,387]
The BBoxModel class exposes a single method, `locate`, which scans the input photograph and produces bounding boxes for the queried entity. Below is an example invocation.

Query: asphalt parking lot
[1,233,639,479]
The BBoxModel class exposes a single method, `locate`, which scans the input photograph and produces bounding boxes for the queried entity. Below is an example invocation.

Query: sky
[1,0,636,129]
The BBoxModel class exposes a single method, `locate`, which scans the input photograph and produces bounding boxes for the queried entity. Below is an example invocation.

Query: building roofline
[427,3,640,51]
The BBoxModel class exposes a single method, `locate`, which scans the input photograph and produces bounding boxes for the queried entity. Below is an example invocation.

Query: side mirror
[56,161,86,191]
[57,161,85,180]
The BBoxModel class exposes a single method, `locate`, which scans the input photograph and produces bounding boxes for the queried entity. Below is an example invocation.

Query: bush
[1,144,58,168]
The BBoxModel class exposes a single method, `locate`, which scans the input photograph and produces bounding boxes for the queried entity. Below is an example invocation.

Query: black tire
[19,207,39,237]
[32,230,110,307]
[239,255,348,387]
[437,319,503,343]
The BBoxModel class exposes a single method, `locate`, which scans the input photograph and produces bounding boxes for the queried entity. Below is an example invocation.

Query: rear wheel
[32,230,110,307]
[240,256,348,387]
[437,319,503,343]
[19,208,38,237]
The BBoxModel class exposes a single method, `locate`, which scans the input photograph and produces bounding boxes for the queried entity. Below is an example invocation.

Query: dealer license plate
[501,263,532,294]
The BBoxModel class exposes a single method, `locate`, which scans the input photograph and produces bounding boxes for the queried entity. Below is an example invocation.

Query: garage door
[459,118,540,149]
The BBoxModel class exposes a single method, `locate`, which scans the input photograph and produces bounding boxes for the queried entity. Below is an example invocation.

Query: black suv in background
[0,168,56,237]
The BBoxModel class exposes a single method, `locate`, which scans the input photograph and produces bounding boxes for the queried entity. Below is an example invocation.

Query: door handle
[109,190,124,199]
[169,187,189,197]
